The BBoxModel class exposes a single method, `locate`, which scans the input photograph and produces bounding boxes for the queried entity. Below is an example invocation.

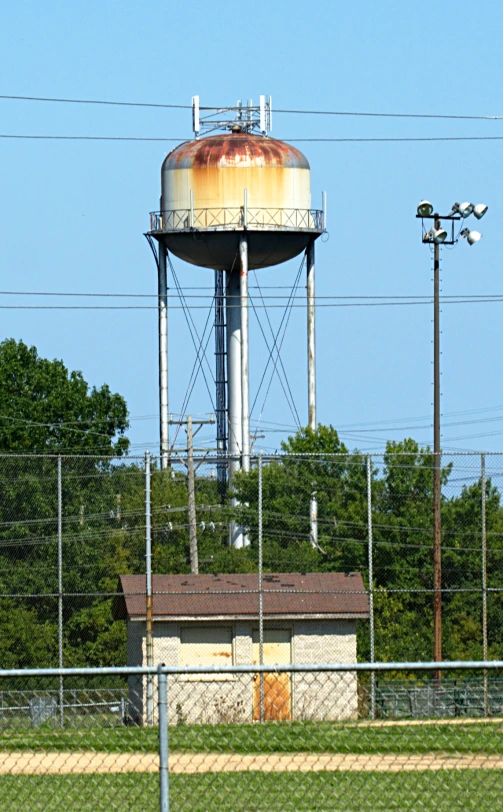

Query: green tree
[234,425,370,572]
[0,339,129,455]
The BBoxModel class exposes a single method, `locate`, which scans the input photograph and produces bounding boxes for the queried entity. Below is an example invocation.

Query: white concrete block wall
[234,621,252,664]
[127,618,360,724]
[292,620,358,721]
[169,676,253,724]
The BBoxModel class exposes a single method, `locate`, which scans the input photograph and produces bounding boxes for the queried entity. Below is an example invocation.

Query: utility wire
[3,133,503,143]
[2,93,503,121]
[4,297,503,310]
[0,93,191,109]
[4,290,503,301]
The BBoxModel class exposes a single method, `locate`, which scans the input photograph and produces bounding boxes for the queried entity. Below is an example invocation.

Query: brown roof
[113,572,369,621]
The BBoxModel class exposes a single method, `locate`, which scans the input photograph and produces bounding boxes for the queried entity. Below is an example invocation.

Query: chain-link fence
[1,661,503,811]
[1,451,502,675]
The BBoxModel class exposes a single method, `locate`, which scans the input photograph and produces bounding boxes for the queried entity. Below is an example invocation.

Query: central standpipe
[225,234,250,548]
[226,268,243,475]
[307,238,318,548]
[158,245,169,470]
[226,264,245,548]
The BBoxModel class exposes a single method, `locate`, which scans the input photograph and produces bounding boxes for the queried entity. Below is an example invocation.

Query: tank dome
[163,132,310,171]
[156,132,321,271]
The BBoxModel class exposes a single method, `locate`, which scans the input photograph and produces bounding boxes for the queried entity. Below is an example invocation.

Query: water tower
[146,96,325,546]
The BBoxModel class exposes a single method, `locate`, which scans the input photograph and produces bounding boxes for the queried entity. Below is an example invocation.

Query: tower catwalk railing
[149,207,324,233]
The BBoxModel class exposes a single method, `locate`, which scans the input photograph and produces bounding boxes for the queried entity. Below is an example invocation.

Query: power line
[0,133,185,142]
[275,107,503,122]
[3,290,503,301]
[0,94,191,110]
[2,132,503,143]
[2,93,503,121]
[3,297,503,310]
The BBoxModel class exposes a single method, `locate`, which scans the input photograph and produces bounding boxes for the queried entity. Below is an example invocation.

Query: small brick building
[114,572,369,724]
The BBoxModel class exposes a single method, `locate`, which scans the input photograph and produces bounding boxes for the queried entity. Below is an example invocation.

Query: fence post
[57,455,64,728]
[481,453,488,715]
[258,452,264,722]
[158,665,170,812]
[367,454,375,720]
[145,451,154,726]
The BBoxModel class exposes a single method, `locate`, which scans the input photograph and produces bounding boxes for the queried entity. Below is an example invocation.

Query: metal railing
[149,207,324,232]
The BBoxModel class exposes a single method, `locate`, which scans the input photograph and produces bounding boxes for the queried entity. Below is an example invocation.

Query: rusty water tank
[155,130,322,270]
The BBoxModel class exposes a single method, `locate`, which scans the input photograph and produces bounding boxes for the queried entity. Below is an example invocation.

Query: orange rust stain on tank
[163,133,310,171]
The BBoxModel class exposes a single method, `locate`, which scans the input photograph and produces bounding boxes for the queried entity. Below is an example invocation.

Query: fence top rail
[0,660,502,679]
[0,451,501,460]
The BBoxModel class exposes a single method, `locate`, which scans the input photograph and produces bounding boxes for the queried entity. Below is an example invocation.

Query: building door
[252,629,291,721]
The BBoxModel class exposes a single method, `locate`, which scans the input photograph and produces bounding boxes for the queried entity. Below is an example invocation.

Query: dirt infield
[2,751,503,775]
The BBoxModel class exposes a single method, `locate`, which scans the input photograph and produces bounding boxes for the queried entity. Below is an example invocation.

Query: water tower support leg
[240,234,250,473]
[307,238,317,431]
[226,266,244,548]
[158,244,169,470]
[307,239,318,548]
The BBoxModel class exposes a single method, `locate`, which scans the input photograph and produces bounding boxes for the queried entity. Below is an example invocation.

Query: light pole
[416,199,487,675]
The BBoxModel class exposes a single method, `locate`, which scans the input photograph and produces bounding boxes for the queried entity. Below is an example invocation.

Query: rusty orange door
[252,629,291,721]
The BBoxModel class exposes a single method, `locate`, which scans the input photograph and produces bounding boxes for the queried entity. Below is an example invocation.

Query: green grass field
[1,721,503,810]
[1,719,502,755]
[0,770,501,811]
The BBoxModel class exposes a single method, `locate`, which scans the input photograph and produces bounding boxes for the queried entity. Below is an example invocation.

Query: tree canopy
[0,339,129,455]
[0,415,502,672]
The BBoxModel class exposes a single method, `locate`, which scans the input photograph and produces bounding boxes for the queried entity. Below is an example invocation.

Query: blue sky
[1,0,502,457]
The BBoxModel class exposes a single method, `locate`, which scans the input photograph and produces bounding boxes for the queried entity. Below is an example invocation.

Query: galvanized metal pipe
[158,245,169,470]
[158,665,170,812]
[145,451,154,726]
[309,492,318,549]
[240,234,250,473]
[367,455,375,720]
[57,456,63,728]
[226,267,244,548]
[2,661,502,680]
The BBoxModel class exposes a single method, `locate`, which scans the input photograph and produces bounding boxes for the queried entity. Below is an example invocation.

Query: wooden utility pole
[168,415,215,574]
[186,416,198,574]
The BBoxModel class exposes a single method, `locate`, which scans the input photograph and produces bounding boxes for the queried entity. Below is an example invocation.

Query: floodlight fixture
[431,227,447,244]
[460,228,482,246]
[453,202,475,218]
[417,200,434,217]
[473,203,488,220]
